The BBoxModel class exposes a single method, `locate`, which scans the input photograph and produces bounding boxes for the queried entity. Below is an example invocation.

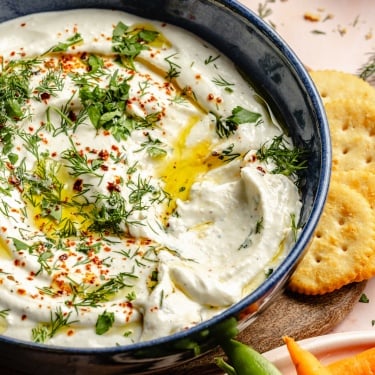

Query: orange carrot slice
[283,336,332,375]
[327,347,375,375]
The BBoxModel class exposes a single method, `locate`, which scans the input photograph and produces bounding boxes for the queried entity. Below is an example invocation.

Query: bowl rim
[0,0,331,354]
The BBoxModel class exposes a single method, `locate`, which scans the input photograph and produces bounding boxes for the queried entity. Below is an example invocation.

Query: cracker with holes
[289,180,375,294]
[325,98,375,172]
[309,70,375,104]
[289,70,375,294]
[334,170,375,209]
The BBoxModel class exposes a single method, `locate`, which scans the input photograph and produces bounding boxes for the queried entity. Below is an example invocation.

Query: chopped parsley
[95,310,115,335]
[359,293,370,303]
[112,21,159,69]
[213,106,262,138]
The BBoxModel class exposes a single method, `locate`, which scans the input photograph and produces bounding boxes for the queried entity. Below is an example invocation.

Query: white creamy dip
[0,9,302,347]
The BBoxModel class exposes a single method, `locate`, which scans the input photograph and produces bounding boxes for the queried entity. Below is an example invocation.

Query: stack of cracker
[289,70,375,295]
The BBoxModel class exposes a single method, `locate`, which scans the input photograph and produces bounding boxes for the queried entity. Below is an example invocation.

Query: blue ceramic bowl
[0,0,331,373]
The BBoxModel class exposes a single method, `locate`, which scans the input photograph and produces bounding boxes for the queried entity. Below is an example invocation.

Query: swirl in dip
[0,9,302,347]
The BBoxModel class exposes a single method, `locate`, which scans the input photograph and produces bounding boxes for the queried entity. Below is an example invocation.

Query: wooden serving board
[155,281,367,374]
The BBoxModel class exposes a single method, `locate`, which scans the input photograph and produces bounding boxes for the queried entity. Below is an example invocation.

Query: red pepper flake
[73,178,83,192]
[20,23,26,27]
[107,181,121,193]
[68,110,77,122]
[17,289,27,295]
[207,93,215,101]
[21,314,27,320]
[59,253,68,262]
[98,149,109,161]
[67,329,75,337]
[256,166,266,174]
[40,92,51,101]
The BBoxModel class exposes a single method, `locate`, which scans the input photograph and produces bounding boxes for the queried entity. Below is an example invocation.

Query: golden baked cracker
[289,181,375,295]
[335,170,375,282]
[309,70,375,104]
[334,170,375,209]
[325,98,375,172]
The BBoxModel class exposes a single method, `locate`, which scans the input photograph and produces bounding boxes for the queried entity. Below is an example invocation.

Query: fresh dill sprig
[358,53,375,83]
[88,191,130,234]
[0,58,38,150]
[256,135,308,178]
[0,309,10,319]
[204,54,220,65]
[61,138,104,179]
[68,271,138,308]
[32,307,78,343]
[164,53,181,80]
[212,143,240,163]
[42,33,83,55]
[134,133,167,159]
[257,0,275,19]
[212,75,235,93]
[34,66,64,100]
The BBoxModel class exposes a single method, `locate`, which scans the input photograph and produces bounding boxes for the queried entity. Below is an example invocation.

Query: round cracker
[289,181,375,295]
[325,98,375,172]
[309,70,375,104]
[333,170,375,209]
[336,170,375,282]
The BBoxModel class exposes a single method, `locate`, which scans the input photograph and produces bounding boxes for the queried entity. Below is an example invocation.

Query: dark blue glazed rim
[0,0,331,372]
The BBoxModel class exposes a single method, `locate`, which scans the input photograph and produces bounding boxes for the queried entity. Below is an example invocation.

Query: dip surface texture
[0,9,302,347]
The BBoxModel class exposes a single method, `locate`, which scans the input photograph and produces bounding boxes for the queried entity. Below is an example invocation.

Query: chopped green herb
[255,217,264,234]
[95,310,115,335]
[359,53,375,83]
[212,143,240,163]
[32,307,78,343]
[256,135,308,178]
[213,106,262,138]
[359,293,370,303]
[0,309,10,319]
[212,75,235,93]
[112,21,159,70]
[257,0,275,19]
[311,30,326,35]
[164,53,181,80]
[265,268,274,278]
[43,33,83,55]
[204,54,220,65]
[68,271,138,308]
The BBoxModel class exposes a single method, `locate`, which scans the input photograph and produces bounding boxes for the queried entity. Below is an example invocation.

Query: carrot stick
[327,347,375,375]
[282,336,332,375]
